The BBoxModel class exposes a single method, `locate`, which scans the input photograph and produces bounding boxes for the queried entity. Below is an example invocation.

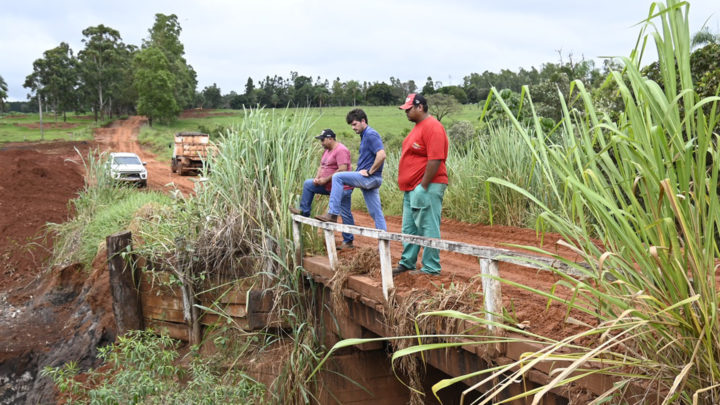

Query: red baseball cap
[399,93,427,110]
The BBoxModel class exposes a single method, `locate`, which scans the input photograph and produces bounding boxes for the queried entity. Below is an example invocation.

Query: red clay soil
[94,116,195,195]
[0,140,92,304]
[335,213,597,340]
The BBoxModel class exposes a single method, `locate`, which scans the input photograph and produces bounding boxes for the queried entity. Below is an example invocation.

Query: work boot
[392,263,413,277]
[315,213,338,223]
[338,241,354,250]
[289,206,302,215]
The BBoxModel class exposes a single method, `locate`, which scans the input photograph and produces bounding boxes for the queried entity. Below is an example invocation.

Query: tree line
[1,18,718,128]
[18,13,196,126]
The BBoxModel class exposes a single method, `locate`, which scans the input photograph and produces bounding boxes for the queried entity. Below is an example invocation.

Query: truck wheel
[139,180,147,188]
[171,159,177,173]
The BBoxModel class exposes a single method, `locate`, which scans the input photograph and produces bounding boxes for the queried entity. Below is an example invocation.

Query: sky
[1,0,719,101]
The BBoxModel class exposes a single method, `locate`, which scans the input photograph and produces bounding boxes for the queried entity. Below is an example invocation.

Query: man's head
[346,108,368,135]
[315,128,337,150]
[399,93,428,123]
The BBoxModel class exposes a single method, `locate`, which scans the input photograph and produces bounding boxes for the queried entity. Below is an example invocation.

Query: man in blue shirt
[315,109,387,231]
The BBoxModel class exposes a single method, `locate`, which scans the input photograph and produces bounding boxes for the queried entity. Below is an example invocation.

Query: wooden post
[176,237,201,345]
[324,229,338,270]
[378,239,393,300]
[107,231,144,334]
[480,258,501,333]
[292,218,303,267]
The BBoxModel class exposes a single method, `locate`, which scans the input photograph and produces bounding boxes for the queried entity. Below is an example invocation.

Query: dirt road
[94,116,195,195]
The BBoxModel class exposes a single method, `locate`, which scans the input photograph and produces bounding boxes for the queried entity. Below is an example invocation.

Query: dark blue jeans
[299,179,354,243]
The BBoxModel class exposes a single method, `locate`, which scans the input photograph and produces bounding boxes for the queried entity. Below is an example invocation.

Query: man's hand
[358,169,369,177]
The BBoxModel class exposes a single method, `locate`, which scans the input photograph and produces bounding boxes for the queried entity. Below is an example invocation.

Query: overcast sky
[2,0,719,101]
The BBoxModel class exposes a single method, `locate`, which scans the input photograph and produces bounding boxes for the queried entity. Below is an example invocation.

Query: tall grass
[390,1,720,403]
[49,150,171,267]
[371,123,556,227]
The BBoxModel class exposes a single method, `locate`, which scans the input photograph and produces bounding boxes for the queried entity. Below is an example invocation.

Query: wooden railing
[291,215,586,331]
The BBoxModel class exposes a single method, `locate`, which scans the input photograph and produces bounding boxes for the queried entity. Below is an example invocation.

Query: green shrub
[41,329,265,404]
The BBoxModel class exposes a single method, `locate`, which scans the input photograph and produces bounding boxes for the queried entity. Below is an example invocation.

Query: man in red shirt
[393,94,449,275]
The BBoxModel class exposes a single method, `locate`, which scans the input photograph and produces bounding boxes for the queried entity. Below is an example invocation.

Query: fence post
[378,239,393,300]
[480,258,501,333]
[176,237,201,345]
[324,229,338,270]
[292,218,303,267]
[107,231,144,335]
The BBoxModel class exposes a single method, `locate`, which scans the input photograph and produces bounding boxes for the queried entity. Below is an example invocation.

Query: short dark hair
[416,94,429,112]
[346,108,368,125]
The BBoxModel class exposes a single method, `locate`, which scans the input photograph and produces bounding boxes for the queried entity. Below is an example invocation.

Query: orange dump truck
[171,132,211,175]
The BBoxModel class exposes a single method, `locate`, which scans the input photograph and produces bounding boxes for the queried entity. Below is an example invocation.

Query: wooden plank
[200,313,251,329]
[291,214,587,277]
[481,259,501,333]
[107,231,144,334]
[324,228,338,270]
[198,302,247,318]
[141,294,184,311]
[145,318,188,341]
[293,219,303,266]
[143,306,185,323]
[346,275,385,303]
[377,239,393,300]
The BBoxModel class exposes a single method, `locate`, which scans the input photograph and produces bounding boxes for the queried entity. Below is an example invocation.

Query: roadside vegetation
[37,0,720,403]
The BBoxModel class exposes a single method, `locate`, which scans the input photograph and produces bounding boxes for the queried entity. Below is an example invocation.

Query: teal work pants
[398,183,447,274]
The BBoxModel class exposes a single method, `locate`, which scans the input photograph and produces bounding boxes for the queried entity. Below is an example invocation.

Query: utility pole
[37,87,44,141]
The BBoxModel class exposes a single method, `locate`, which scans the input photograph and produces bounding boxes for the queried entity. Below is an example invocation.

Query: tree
[77,25,128,121]
[201,83,222,108]
[422,76,435,94]
[437,85,468,104]
[24,42,78,121]
[365,82,394,105]
[144,13,197,109]
[426,93,461,122]
[0,75,7,111]
[133,47,178,126]
[691,27,720,48]
[345,80,361,106]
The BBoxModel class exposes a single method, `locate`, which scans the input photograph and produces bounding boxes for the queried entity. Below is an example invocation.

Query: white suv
[109,152,148,188]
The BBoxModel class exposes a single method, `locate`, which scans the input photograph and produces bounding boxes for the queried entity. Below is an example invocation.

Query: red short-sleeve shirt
[397,116,448,191]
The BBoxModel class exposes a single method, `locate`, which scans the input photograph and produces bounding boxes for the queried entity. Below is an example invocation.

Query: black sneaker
[392,264,412,277]
[338,241,354,250]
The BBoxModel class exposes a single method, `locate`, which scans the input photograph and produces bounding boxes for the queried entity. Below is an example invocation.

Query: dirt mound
[0,141,92,305]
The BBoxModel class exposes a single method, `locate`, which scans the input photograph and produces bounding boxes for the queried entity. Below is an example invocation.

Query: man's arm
[420,159,442,190]
[360,149,386,177]
[317,164,348,185]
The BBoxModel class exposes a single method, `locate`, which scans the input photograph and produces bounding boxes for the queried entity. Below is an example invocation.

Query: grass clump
[387,1,720,403]
[49,150,171,268]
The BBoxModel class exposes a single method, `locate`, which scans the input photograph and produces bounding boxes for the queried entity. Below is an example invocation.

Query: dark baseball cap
[399,93,427,110]
[315,129,336,140]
